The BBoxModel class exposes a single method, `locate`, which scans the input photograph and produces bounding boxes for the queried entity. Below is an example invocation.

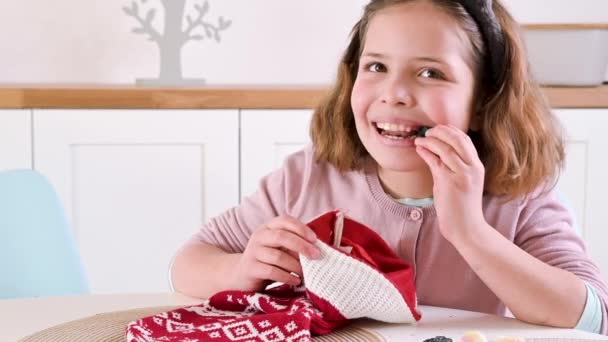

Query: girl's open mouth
[373,122,427,140]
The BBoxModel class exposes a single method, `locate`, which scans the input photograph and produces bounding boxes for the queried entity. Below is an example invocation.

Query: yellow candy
[460,331,487,342]
[495,337,525,342]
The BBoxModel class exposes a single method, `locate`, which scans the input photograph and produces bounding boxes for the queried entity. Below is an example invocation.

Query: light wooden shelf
[0,85,607,109]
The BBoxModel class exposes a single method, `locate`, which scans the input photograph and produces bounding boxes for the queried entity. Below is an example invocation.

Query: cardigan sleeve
[514,189,608,335]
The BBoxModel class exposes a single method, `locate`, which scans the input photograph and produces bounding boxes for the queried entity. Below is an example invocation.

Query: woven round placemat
[19,306,385,342]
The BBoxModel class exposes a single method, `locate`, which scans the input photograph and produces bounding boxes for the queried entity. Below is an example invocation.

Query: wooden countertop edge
[0,89,25,108]
[543,86,608,108]
[7,87,330,110]
[0,86,607,109]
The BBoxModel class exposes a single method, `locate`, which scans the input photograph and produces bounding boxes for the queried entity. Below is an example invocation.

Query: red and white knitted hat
[126,210,420,341]
[301,210,421,324]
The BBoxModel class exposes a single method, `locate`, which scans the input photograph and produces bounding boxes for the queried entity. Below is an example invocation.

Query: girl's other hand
[232,215,321,292]
[414,124,487,243]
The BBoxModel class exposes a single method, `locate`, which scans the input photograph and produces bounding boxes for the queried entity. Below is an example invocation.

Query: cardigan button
[409,208,422,221]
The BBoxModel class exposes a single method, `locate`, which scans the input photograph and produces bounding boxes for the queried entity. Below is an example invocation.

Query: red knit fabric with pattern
[126,210,421,342]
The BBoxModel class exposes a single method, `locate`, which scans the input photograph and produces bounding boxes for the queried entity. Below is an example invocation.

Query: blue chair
[0,169,89,299]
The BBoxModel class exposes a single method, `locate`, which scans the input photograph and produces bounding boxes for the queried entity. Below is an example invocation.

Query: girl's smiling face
[351,1,477,173]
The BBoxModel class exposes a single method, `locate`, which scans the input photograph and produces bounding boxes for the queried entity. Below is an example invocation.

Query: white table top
[1,292,607,341]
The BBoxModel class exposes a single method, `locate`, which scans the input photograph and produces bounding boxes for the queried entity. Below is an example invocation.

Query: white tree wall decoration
[124,0,231,85]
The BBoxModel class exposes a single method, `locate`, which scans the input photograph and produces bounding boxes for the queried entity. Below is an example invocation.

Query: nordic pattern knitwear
[126,210,420,341]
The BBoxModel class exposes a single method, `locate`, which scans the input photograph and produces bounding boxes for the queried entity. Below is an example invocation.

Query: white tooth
[378,123,388,130]
[405,126,413,132]
[389,124,399,131]
[397,125,406,132]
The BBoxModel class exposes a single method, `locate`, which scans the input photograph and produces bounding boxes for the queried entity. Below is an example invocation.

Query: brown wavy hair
[310,0,565,198]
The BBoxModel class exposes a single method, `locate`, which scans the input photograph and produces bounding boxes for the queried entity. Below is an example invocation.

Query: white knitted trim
[300,241,416,323]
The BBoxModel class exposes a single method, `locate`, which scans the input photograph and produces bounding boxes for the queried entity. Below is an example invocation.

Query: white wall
[0,0,607,84]
[505,0,608,24]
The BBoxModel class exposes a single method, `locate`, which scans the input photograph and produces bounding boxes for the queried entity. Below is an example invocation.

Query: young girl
[172,0,608,334]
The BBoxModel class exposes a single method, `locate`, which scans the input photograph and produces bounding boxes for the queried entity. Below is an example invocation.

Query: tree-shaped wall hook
[124,0,231,85]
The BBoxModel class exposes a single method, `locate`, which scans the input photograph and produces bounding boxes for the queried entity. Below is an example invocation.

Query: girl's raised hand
[232,215,321,292]
[414,124,487,243]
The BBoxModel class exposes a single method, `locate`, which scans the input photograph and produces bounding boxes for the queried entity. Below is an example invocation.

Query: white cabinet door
[33,110,239,294]
[555,109,608,280]
[240,110,313,200]
[0,110,31,170]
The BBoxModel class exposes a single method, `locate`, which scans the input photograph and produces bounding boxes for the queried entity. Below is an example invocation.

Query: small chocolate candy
[416,126,431,138]
[423,336,453,342]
